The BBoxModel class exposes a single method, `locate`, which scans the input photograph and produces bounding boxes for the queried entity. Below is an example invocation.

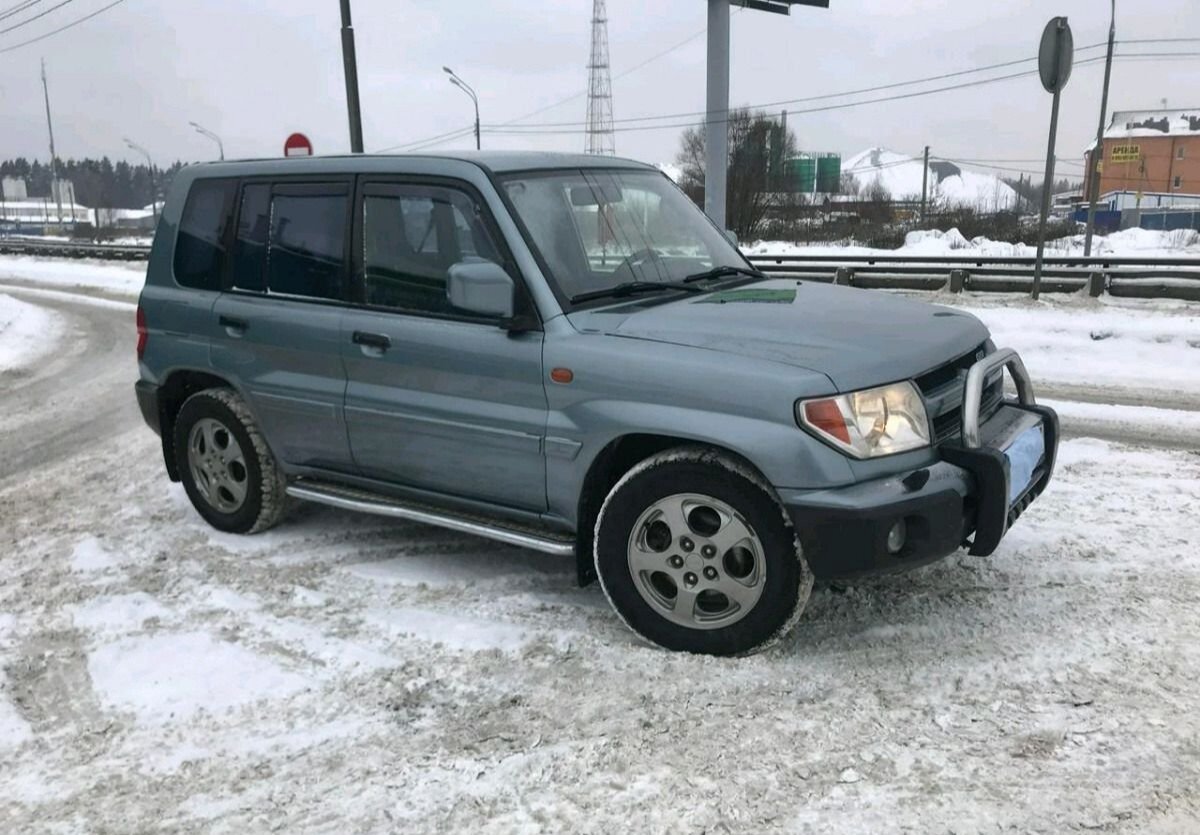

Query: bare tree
[674,108,799,240]
[858,179,894,224]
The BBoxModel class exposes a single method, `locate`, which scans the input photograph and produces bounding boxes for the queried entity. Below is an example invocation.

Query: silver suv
[134,151,1058,655]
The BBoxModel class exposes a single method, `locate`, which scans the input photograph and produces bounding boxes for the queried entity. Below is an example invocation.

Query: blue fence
[1138,210,1200,232]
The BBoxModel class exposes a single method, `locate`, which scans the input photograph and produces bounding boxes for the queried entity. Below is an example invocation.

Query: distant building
[1083,108,1200,204]
[1,176,28,201]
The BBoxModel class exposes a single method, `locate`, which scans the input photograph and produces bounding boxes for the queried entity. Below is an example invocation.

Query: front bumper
[782,349,1059,579]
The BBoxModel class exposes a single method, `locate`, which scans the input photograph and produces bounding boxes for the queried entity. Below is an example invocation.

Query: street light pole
[1083,0,1116,256]
[189,121,225,160]
[443,67,480,150]
[123,138,158,223]
[339,0,365,153]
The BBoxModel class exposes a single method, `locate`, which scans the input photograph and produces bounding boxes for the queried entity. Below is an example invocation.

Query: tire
[172,387,287,534]
[594,446,813,656]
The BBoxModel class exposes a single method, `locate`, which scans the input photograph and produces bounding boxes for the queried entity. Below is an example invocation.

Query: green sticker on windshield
[695,288,796,304]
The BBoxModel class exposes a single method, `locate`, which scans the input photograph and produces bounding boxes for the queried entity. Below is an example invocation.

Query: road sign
[284,133,313,157]
[1032,16,1073,300]
[1038,16,1074,94]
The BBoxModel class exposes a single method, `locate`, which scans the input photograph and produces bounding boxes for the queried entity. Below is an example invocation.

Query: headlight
[797,381,930,459]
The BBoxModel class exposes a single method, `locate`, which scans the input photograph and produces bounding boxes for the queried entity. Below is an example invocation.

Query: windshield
[500,168,749,304]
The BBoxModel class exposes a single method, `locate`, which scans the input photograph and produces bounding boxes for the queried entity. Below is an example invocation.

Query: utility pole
[1082,0,1116,256]
[920,145,930,225]
[705,0,731,228]
[41,59,64,229]
[339,0,365,153]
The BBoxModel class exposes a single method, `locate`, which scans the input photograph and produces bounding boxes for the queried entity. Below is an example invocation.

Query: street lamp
[123,137,158,223]
[189,121,225,160]
[443,66,480,150]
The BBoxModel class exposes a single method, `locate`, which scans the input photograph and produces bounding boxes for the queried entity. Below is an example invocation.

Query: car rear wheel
[594,447,812,655]
[173,388,287,534]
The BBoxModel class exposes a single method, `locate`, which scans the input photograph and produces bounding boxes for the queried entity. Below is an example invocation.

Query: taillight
[136,305,148,360]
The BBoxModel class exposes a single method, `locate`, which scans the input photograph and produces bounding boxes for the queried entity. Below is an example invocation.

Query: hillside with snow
[844,148,1018,212]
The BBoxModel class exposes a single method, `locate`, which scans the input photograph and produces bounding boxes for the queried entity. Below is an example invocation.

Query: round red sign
[283,133,313,157]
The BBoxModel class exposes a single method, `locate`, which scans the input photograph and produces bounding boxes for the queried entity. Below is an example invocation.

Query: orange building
[1083,109,1200,203]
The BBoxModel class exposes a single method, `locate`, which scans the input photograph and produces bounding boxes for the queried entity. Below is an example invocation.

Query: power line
[0,0,124,53]
[481,51,1197,137]
[0,0,77,35]
[0,1,43,24]
[492,42,1108,130]
[374,123,476,154]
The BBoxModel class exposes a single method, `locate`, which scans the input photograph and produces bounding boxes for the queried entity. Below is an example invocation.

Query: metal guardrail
[1,238,1198,301]
[0,238,151,261]
[746,253,1200,302]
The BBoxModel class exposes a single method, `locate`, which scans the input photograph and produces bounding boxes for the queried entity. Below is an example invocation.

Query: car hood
[566,279,990,392]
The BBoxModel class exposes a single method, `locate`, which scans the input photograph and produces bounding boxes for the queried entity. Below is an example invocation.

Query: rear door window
[267,189,349,300]
[231,184,270,292]
[229,182,349,301]
[173,178,235,290]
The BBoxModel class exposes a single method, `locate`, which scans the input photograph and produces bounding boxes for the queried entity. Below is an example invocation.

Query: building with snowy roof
[1083,108,1200,205]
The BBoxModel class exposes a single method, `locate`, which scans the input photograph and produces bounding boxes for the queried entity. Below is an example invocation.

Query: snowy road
[2,278,1200,832]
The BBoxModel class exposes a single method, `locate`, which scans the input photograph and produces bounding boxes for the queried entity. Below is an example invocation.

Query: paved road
[0,286,139,484]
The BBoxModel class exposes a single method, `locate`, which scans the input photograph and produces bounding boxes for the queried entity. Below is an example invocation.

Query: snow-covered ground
[747,227,1200,259]
[0,292,64,372]
[2,421,1199,832]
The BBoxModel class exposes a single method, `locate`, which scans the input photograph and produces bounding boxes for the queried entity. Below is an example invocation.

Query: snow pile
[0,293,63,371]
[844,147,1017,211]
[746,226,1200,258]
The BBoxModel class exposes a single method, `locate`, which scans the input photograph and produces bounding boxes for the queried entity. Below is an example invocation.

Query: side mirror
[724,229,739,247]
[447,258,515,319]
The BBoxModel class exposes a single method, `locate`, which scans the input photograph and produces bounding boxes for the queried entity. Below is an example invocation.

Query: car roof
[184,150,658,177]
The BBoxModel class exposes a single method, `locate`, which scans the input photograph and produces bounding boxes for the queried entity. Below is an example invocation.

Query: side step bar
[286,480,576,556]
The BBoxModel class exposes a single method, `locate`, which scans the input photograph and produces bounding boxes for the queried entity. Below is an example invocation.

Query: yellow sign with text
[1110,144,1141,162]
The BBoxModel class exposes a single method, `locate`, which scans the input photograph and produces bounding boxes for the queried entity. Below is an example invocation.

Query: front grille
[917,343,1003,446]
[915,343,988,395]
[932,377,1003,444]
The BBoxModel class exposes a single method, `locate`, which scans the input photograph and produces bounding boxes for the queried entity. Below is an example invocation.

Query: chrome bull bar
[961,348,1036,448]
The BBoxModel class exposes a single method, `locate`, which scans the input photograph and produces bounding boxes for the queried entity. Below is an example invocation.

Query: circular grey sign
[1038,16,1074,93]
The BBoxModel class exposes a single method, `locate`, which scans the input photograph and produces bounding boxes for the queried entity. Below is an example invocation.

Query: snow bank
[746,227,1200,258]
[0,293,63,371]
[0,256,146,298]
[948,295,1200,398]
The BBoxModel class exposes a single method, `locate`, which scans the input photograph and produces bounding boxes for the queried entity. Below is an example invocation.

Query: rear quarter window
[173,179,235,290]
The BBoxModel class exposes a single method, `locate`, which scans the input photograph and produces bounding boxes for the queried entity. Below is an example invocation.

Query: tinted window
[361,185,501,315]
[267,193,348,300]
[232,184,270,292]
[173,179,233,289]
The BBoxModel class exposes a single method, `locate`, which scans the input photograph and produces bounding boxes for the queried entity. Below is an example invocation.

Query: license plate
[1004,421,1045,505]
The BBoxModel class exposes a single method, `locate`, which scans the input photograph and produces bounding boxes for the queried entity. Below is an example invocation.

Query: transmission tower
[585,0,615,155]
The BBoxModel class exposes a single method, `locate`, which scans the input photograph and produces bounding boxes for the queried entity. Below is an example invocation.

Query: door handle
[352,331,391,351]
[219,315,248,335]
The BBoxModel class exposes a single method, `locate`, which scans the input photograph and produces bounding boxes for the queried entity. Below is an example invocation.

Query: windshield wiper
[682,265,767,284]
[570,281,703,304]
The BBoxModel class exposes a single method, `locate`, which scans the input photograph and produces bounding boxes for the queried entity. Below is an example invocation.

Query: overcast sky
[1,0,1198,182]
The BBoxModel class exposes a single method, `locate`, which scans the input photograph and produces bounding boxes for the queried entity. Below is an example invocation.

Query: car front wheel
[594,447,813,655]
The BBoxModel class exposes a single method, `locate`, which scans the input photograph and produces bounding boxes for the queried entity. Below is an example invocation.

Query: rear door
[340,178,548,511]
[209,178,355,472]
